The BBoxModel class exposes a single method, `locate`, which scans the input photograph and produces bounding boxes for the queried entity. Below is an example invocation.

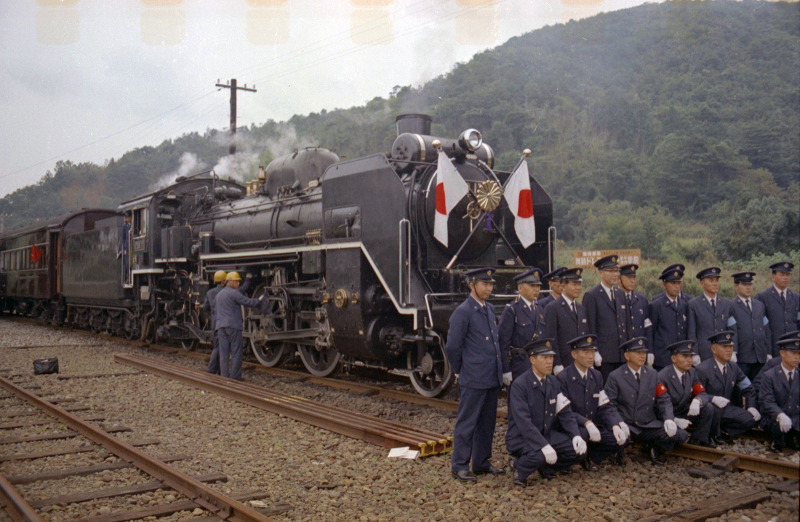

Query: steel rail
[669,443,799,480]
[0,375,276,522]
[0,474,45,522]
[115,353,452,457]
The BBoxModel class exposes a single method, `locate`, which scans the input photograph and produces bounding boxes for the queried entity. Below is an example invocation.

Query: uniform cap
[620,264,639,276]
[659,267,684,282]
[620,336,648,352]
[777,338,800,351]
[769,261,794,273]
[663,264,686,273]
[213,270,228,283]
[568,334,597,351]
[464,267,496,283]
[732,271,756,284]
[594,255,619,270]
[667,340,696,355]
[514,268,543,285]
[525,338,556,356]
[778,330,800,342]
[708,330,735,346]
[696,267,722,280]
[560,267,583,282]
[226,272,242,282]
[542,266,567,283]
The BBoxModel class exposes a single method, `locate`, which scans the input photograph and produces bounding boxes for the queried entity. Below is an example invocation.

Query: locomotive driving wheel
[246,284,291,368]
[407,333,454,398]
[297,305,340,377]
[180,310,200,351]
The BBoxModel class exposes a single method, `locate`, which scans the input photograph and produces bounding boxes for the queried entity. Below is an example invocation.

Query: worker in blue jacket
[687,267,737,362]
[445,268,509,482]
[499,267,547,381]
[756,261,799,357]
[215,272,262,381]
[506,338,587,487]
[729,271,772,380]
[648,266,690,371]
[538,267,566,310]
[758,336,799,452]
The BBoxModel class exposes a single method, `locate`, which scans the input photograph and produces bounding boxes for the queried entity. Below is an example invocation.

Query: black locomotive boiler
[0,114,554,397]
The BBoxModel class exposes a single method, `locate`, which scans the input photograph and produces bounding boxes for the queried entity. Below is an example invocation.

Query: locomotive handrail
[424,292,518,329]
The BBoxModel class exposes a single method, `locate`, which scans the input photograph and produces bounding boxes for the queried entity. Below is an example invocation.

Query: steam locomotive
[0,114,554,397]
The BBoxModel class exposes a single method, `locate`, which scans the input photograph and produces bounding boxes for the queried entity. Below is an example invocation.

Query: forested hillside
[2,0,798,264]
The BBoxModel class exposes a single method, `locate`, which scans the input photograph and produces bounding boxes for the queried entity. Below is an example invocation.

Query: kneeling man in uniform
[605,337,689,465]
[506,338,587,487]
[758,336,800,452]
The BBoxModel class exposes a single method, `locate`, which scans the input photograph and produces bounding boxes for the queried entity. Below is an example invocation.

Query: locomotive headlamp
[458,129,482,152]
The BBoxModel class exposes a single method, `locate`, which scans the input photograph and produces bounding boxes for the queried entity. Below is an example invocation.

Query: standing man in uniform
[202,270,227,374]
[445,268,509,482]
[688,267,737,363]
[544,268,589,372]
[618,264,651,365]
[583,255,628,382]
[499,268,546,381]
[539,267,566,310]
[730,271,772,381]
[605,337,689,465]
[649,267,689,371]
[121,211,132,285]
[696,332,761,443]
[757,261,799,358]
[506,338,586,487]
[556,334,628,469]
[215,272,263,381]
[759,336,800,451]
[658,340,717,448]
[651,264,692,304]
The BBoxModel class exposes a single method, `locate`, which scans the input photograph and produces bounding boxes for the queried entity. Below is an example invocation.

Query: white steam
[151,152,206,189]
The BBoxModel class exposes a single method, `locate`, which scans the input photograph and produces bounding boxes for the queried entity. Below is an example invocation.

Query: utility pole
[215,78,257,155]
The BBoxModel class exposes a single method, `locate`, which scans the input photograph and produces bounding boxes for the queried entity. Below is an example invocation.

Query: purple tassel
[485,212,493,231]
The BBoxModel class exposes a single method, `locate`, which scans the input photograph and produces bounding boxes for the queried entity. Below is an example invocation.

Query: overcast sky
[0,0,659,197]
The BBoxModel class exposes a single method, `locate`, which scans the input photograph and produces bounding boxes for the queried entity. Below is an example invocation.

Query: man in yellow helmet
[202,270,228,375]
[215,271,262,380]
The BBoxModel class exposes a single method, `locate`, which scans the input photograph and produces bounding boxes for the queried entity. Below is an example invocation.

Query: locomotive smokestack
[395,114,432,137]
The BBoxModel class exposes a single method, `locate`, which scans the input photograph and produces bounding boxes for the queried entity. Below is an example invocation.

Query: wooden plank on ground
[767,479,799,493]
[81,490,268,522]
[6,454,189,484]
[0,426,131,444]
[638,488,771,522]
[57,372,142,380]
[0,439,160,462]
[1,405,90,417]
[0,415,104,430]
[29,472,227,507]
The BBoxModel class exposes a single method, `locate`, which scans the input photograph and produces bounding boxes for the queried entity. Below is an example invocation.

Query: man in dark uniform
[651,264,692,304]
[649,266,689,371]
[506,338,586,487]
[696,331,761,443]
[544,268,589,371]
[556,334,628,470]
[605,337,688,465]
[756,261,799,358]
[499,268,547,381]
[583,255,629,382]
[445,268,508,482]
[657,340,716,447]
[538,267,566,310]
[121,211,132,285]
[688,267,737,363]
[215,272,263,381]
[618,264,651,366]
[730,271,772,381]
[759,336,800,451]
[754,331,800,397]
[202,270,227,374]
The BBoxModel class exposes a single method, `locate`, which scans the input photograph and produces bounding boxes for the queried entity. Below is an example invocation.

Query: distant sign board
[574,249,641,268]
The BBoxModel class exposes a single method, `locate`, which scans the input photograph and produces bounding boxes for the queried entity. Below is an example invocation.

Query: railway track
[0,373,275,522]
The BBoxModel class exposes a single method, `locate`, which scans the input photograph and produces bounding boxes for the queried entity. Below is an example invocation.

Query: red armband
[655,382,668,397]
[692,382,705,396]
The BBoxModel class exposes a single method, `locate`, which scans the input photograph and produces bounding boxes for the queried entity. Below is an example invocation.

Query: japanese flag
[433,150,469,247]
[503,160,536,248]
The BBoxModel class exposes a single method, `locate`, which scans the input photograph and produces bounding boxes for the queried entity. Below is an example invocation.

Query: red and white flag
[433,150,469,247]
[30,245,43,264]
[503,160,536,248]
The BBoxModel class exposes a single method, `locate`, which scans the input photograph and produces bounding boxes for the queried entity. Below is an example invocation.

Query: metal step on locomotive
[0,114,554,397]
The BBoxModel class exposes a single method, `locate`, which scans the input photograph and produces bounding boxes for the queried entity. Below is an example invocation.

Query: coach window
[133,209,147,237]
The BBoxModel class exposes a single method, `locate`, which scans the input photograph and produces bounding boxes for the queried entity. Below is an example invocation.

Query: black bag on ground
[33,357,59,375]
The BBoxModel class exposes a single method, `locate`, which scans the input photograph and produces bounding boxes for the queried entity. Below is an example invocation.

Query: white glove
[766,354,773,361]
[585,421,601,442]
[594,352,603,367]
[692,354,701,367]
[454,374,459,383]
[674,418,692,430]
[541,444,557,464]
[711,396,730,409]
[731,352,737,363]
[646,353,654,367]
[777,413,793,433]
[612,425,627,446]
[503,372,513,387]
[618,421,631,439]
[688,398,701,417]
[747,407,761,422]
[553,365,564,376]
[572,436,587,456]
[664,419,677,437]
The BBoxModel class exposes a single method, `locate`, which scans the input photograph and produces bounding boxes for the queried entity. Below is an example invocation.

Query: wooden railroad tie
[687,455,739,479]
[0,439,161,462]
[5,454,189,484]
[639,487,771,522]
